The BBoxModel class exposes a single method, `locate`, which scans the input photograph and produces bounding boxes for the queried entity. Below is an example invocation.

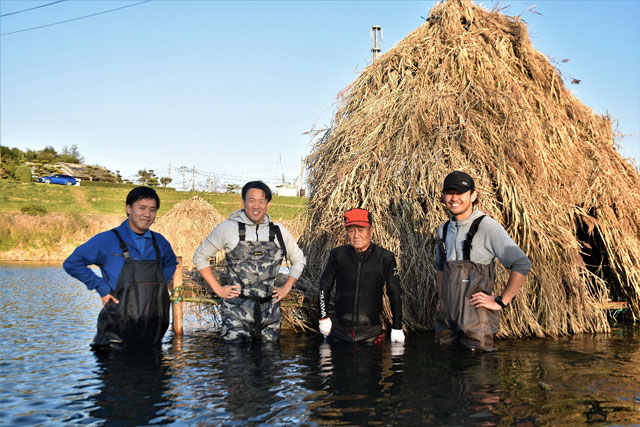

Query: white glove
[319,317,332,337]
[390,328,405,343]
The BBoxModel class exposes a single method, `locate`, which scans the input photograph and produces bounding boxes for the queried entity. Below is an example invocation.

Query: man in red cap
[317,208,404,343]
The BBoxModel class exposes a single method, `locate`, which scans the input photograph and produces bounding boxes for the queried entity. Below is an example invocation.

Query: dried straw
[299,0,640,337]
[153,196,225,269]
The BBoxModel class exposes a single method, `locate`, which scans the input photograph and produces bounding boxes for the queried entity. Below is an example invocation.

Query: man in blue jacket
[64,186,177,351]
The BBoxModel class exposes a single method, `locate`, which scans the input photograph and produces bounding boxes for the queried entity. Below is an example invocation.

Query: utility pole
[181,166,186,191]
[168,162,171,179]
[371,26,382,63]
[191,166,195,191]
[299,156,305,195]
[207,177,212,193]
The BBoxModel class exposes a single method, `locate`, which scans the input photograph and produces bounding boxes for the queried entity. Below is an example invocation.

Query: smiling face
[126,197,158,233]
[347,225,373,253]
[242,188,271,224]
[442,188,477,221]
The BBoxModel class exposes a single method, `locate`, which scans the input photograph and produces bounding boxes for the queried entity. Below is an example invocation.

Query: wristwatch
[495,295,507,309]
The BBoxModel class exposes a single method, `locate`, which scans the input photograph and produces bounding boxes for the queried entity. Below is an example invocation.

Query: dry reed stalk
[299,0,640,337]
[153,196,225,269]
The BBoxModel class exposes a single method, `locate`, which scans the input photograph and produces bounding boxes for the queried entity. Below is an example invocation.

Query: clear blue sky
[1,1,638,190]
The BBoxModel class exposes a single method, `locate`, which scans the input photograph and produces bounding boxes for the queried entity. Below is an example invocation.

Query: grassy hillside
[0,181,306,260]
[0,181,305,220]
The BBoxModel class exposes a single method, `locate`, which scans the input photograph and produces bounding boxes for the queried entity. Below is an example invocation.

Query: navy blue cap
[443,171,475,193]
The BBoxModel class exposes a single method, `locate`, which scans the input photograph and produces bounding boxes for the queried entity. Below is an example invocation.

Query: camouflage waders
[221,222,285,342]
[435,216,500,351]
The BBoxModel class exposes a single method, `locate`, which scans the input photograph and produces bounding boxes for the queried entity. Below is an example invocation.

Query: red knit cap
[344,208,371,227]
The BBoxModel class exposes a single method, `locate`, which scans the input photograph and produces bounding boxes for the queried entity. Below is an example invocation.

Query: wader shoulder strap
[268,223,276,242]
[111,229,130,259]
[150,231,161,262]
[439,221,450,256]
[462,215,486,261]
[270,223,290,266]
[238,222,246,241]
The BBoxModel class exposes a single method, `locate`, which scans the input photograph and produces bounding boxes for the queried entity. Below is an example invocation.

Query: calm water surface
[1,263,639,426]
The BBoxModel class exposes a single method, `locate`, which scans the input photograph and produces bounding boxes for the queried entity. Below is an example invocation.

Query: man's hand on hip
[101,294,119,306]
[216,285,241,299]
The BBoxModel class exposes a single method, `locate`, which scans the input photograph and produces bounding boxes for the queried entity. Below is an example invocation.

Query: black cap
[443,171,475,193]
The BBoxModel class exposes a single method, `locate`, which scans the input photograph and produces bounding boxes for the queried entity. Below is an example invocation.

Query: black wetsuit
[318,244,402,342]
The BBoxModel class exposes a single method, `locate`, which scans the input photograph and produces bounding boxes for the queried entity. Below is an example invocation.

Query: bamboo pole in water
[172,257,184,335]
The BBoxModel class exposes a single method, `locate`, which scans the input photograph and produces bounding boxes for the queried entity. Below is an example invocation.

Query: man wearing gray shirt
[193,181,306,342]
[435,171,531,351]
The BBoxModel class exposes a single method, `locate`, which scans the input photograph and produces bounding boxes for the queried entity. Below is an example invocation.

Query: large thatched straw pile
[300,0,640,337]
[154,197,225,269]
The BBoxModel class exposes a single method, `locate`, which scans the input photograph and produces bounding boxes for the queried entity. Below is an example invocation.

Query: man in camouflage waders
[435,171,531,351]
[194,181,306,342]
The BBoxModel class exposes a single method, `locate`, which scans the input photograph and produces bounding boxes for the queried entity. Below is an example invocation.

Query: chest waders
[92,229,170,351]
[221,222,285,342]
[435,216,500,351]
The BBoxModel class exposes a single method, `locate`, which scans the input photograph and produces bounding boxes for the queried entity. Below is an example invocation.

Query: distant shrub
[21,203,48,216]
[79,181,137,189]
[13,165,32,183]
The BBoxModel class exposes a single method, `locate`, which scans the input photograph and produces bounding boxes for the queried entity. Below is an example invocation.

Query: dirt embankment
[0,212,124,261]
[0,210,303,263]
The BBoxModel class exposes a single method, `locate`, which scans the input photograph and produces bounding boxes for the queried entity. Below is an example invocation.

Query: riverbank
[0,213,304,262]
[0,181,306,261]
[0,212,123,261]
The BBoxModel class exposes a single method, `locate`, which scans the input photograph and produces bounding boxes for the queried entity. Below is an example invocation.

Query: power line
[1,0,151,36]
[0,0,66,18]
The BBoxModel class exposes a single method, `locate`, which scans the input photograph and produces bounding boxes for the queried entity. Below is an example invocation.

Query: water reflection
[89,350,171,425]
[220,342,283,421]
[1,265,640,425]
[311,339,407,424]
[390,339,504,425]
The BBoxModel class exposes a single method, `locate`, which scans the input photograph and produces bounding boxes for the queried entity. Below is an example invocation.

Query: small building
[58,162,118,182]
[275,184,299,197]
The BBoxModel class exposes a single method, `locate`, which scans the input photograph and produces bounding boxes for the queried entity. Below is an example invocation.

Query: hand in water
[390,328,405,343]
[319,318,332,337]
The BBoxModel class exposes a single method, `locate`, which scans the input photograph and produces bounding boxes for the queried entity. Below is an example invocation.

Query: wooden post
[172,256,184,335]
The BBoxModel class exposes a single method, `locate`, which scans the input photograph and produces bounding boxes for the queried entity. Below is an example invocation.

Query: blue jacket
[63,220,178,297]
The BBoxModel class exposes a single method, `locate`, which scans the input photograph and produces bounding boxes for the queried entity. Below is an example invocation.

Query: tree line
[1,144,84,181]
[1,144,174,187]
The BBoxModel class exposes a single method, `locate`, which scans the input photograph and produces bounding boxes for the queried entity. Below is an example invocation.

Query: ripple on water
[2,265,640,425]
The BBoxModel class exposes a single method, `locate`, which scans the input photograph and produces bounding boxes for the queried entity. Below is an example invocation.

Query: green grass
[0,181,306,220]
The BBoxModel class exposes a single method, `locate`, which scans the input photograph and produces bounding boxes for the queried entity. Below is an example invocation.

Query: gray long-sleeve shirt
[435,208,532,276]
[193,209,306,279]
